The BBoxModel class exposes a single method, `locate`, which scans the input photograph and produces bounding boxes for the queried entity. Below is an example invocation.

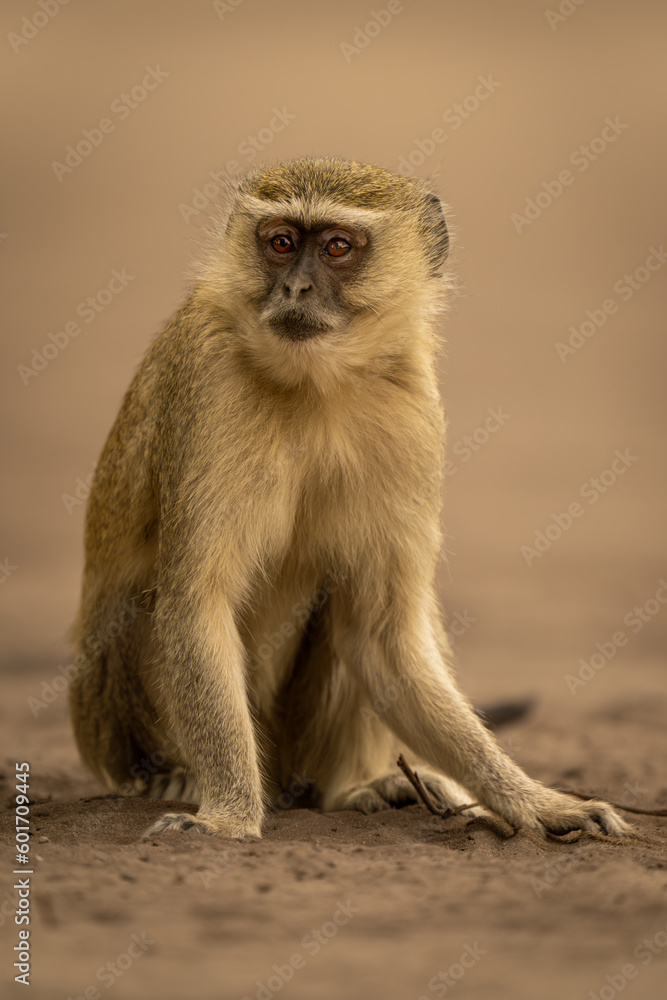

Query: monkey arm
[334,559,630,838]
[149,517,264,838]
[144,371,298,838]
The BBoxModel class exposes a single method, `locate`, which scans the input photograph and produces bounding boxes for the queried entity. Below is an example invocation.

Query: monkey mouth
[267,310,331,342]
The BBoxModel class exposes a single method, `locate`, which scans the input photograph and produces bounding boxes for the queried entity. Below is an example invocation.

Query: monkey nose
[283,278,312,297]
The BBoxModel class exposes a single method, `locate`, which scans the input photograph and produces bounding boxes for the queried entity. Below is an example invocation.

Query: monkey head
[197,157,450,390]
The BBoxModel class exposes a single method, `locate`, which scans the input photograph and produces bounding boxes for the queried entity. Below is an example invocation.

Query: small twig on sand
[397,754,441,814]
[397,754,479,817]
[553,786,667,817]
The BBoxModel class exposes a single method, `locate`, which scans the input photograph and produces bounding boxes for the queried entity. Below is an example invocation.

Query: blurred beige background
[1,0,666,715]
[1,5,667,1000]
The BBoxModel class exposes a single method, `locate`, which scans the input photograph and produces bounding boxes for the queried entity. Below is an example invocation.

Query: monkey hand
[140,810,262,841]
[506,785,631,838]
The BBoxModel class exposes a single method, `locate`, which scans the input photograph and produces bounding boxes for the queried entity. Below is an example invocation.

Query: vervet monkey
[70,157,629,840]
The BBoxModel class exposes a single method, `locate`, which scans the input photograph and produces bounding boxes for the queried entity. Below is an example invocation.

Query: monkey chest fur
[235,383,443,704]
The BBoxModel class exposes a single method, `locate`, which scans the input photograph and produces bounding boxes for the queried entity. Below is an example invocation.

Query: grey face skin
[256,218,369,340]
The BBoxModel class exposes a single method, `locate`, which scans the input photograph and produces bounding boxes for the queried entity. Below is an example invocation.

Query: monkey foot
[135,767,201,805]
[332,769,484,817]
[140,811,262,841]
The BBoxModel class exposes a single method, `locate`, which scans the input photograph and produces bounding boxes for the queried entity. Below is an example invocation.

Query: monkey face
[255,219,369,341]
[197,159,451,389]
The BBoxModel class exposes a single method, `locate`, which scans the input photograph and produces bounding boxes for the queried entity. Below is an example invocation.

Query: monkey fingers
[525,791,631,839]
[140,811,262,841]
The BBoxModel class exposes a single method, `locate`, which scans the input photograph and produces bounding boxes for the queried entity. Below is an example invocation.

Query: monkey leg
[69,599,164,790]
[335,591,630,838]
[280,665,482,816]
[134,766,200,804]
[275,603,483,816]
[274,602,394,811]
[328,767,485,817]
[70,615,205,811]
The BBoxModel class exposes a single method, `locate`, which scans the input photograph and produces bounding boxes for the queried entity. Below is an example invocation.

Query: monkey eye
[270,234,296,254]
[324,238,352,258]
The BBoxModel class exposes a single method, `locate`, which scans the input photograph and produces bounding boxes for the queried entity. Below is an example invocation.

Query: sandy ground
[1,681,666,1000]
[2,1,667,997]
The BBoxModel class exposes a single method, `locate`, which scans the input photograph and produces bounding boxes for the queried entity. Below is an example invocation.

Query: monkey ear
[421,192,449,274]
